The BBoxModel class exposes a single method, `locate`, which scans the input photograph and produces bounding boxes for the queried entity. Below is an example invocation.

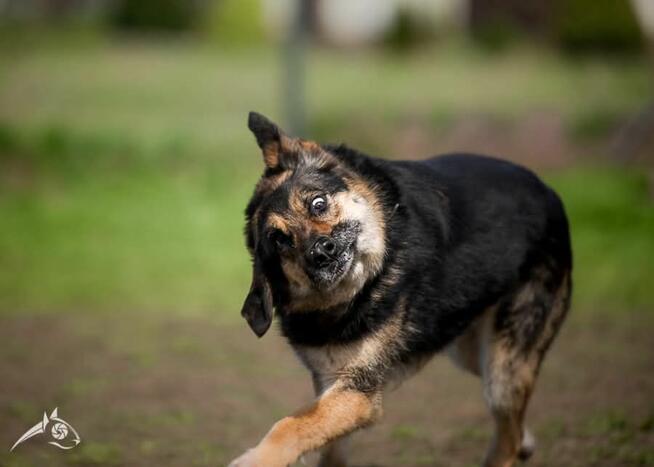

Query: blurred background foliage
[0,0,653,318]
[554,0,644,54]
[110,0,203,32]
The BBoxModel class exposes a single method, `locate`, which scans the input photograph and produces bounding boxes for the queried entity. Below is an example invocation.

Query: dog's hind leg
[448,268,571,467]
[447,308,535,466]
[481,338,536,467]
[480,271,571,467]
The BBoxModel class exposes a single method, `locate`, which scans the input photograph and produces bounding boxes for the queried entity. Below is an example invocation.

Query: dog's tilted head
[241,112,387,337]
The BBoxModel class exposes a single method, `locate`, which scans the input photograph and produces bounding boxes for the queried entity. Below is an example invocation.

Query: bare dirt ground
[1,311,653,467]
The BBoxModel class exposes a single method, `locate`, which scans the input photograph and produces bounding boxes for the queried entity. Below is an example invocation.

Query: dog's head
[241,112,387,337]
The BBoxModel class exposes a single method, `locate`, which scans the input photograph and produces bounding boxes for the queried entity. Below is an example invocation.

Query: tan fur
[370,263,402,302]
[249,171,292,249]
[290,189,384,311]
[447,275,571,467]
[483,341,536,413]
[288,188,343,235]
[281,258,312,293]
[334,183,386,276]
[299,140,321,152]
[262,134,299,169]
[249,385,381,467]
[262,177,387,313]
[296,298,407,390]
[250,134,388,316]
[449,307,534,467]
[257,170,292,194]
[311,379,351,467]
[485,411,526,467]
[265,212,290,234]
[534,272,571,357]
[262,144,279,169]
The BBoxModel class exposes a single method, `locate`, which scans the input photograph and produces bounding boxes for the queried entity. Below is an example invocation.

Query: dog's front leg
[228,383,381,467]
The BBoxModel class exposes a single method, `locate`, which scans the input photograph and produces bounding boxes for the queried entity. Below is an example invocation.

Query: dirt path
[1,311,653,467]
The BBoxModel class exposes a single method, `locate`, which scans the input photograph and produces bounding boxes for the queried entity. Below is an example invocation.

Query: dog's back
[374,153,571,353]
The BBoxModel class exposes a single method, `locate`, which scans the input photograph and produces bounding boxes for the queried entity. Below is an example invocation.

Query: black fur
[236,118,573,467]
[248,111,281,150]
[275,149,572,355]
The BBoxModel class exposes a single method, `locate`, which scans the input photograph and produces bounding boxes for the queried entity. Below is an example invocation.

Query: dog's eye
[269,230,293,249]
[310,196,327,215]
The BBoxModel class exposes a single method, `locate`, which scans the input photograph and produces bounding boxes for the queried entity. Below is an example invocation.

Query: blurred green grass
[0,37,652,316]
[546,167,654,311]
[0,37,649,151]
[0,155,257,315]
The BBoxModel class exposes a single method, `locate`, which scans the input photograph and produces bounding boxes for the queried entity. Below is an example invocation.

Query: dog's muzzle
[307,236,339,269]
[304,222,360,288]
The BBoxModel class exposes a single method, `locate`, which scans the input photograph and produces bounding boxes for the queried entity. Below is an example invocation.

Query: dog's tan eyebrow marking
[288,186,344,238]
[266,212,291,234]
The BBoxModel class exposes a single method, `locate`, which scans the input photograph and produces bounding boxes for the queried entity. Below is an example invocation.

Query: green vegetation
[110,0,201,32]
[547,167,654,311]
[0,133,257,315]
[70,441,123,465]
[0,36,652,317]
[554,0,644,54]
[582,409,654,466]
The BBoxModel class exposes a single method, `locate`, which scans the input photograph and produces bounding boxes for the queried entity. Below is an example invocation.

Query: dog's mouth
[309,244,355,290]
[307,222,360,291]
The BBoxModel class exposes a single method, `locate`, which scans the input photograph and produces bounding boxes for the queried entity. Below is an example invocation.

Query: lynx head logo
[10,408,81,452]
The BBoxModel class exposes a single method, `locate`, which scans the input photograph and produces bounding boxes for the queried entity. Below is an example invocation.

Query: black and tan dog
[229,112,572,467]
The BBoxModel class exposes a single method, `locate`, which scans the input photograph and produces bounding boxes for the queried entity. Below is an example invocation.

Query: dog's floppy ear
[241,257,274,338]
[247,111,297,169]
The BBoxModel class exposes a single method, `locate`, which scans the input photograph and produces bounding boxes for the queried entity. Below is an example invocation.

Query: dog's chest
[293,340,431,390]
[294,343,361,382]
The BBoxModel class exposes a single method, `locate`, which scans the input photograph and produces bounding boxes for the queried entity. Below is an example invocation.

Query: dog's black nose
[309,237,337,268]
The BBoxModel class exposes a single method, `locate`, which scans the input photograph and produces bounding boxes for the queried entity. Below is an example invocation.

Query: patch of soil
[0,311,652,466]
